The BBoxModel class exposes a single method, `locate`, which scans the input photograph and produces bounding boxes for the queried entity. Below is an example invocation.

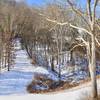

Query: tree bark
[51,56,55,71]
[91,35,98,99]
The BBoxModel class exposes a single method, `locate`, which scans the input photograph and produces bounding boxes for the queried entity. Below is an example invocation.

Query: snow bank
[33,66,58,81]
[33,67,49,75]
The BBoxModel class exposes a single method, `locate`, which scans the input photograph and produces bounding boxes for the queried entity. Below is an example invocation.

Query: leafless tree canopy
[0,0,100,99]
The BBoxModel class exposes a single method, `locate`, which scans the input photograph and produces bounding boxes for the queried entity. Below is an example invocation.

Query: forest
[0,0,100,100]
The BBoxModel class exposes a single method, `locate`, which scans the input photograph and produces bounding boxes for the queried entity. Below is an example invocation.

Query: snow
[0,39,58,95]
[32,84,48,90]
[33,66,59,81]
[33,67,49,75]
[0,79,100,100]
[0,40,35,95]
[0,39,100,100]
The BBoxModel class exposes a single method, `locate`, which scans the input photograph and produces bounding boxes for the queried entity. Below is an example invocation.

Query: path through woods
[0,40,34,95]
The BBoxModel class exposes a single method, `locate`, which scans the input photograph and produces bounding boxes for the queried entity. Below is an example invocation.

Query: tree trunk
[87,35,98,99]
[70,50,73,61]
[91,35,98,99]
[87,42,91,77]
[7,42,11,71]
[51,56,54,71]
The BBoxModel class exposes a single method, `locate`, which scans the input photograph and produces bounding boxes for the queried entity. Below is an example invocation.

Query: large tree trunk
[87,35,98,99]
[87,42,91,77]
[91,35,98,99]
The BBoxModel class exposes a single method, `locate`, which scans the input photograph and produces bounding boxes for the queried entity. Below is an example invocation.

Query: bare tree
[37,0,100,99]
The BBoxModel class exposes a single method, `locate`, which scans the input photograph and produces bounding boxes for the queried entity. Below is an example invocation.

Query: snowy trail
[0,79,100,100]
[0,40,34,95]
[0,79,99,100]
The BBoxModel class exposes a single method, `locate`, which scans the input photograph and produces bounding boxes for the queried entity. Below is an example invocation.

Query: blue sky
[26,0,48,6]
[25,0,100,11]
[25,0,86,7]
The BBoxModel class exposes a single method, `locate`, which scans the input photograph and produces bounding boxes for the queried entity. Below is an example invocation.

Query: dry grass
[31,59,36,64]
[27,74,100,94]
[27,74,78,94]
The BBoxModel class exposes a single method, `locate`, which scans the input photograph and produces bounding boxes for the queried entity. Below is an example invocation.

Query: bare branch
[49,24,58,31]
[92,0,99,26]
[67,0,90,29]
[69,24,92,36]
[42,15,93,36]
[95,37,100,46]
[76,36,88,45]
[87,0,92,23]
[70,43,85,51]
[95,20,100,31]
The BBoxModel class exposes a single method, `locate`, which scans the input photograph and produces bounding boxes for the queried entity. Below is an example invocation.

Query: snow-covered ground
[0,79,100,100]
[0,40,35,95]
[0,39,100,100]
